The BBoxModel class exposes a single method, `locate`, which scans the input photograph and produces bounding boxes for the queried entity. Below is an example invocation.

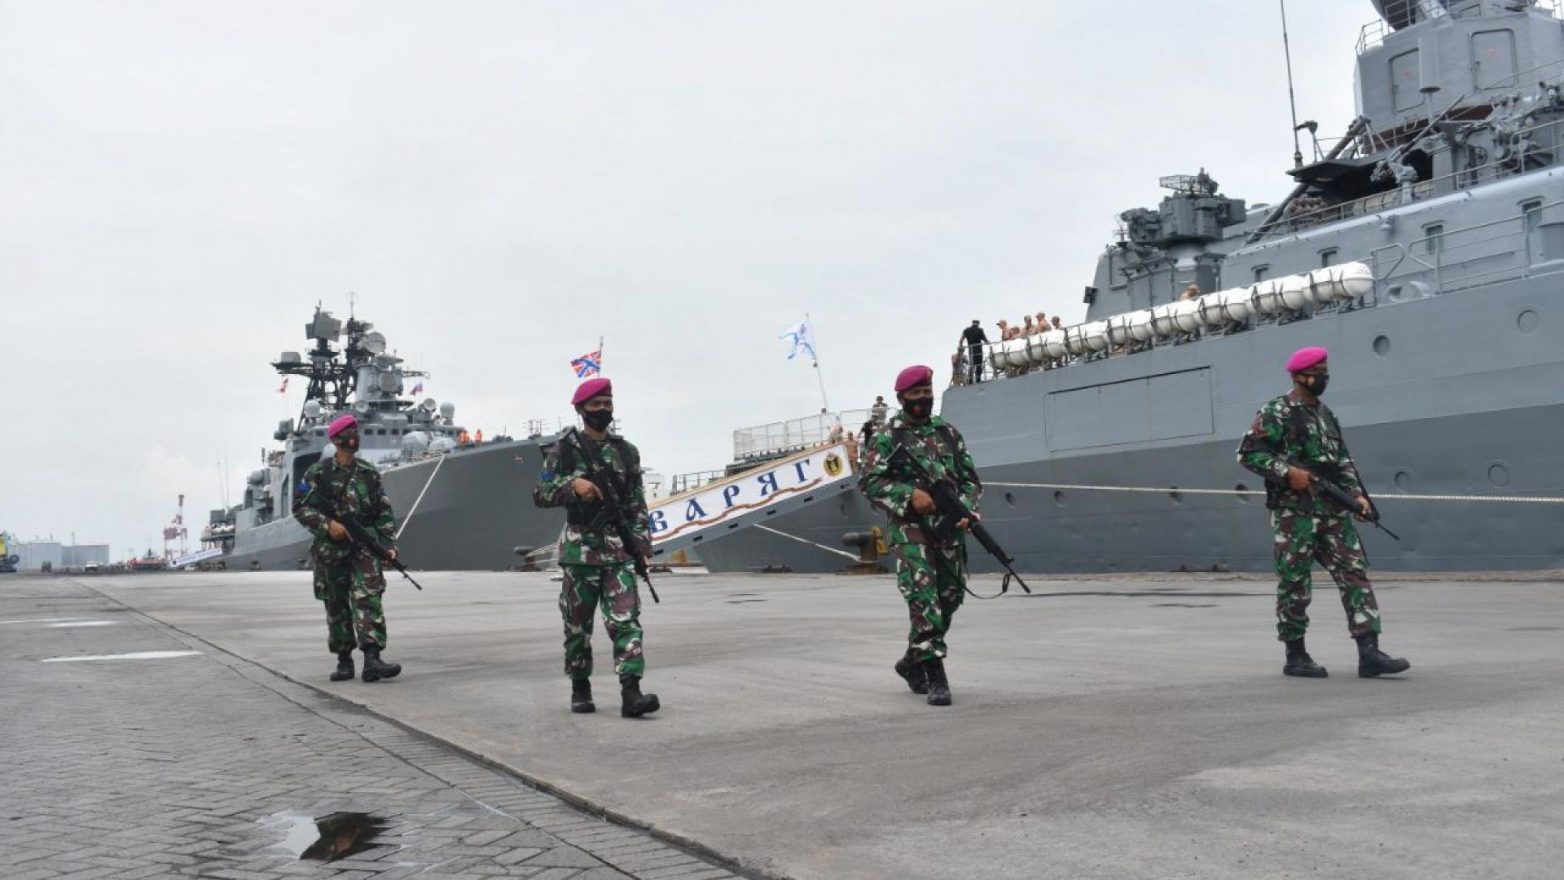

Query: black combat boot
[1356,634,1410,678]
[619,674,660,718]
[894,652,929,695]
[360,647,402,683]
[1283,638,1328,678]
[330,651,355,682]
[571,677,595,714]
[922,658,952,707]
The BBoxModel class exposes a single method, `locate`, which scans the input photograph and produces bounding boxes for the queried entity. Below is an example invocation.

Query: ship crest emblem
[824,453,845,477]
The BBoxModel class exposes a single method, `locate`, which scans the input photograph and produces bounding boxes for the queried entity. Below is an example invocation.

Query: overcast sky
[1,1,1372,555]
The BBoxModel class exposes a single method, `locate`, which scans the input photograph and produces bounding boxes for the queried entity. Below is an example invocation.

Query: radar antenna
[1280,0,1304,169]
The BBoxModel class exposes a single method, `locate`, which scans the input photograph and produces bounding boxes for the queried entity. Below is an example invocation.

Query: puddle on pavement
[263,811,390,861]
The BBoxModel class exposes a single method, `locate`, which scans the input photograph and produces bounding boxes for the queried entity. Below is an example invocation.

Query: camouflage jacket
[1237,389,1365,513]
[532,428,652,566]
[292,455,398,564]
[858,415,981,546]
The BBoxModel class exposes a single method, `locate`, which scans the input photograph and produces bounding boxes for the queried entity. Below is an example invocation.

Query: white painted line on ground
[41,650,202,663]
[46,621,116,628]
[0,618,88,625]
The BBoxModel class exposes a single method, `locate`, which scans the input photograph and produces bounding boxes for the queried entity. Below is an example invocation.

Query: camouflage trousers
[1271,508,1382,642]
[559,562,644,680]
[892,541,967,662]
[313,549,388,653]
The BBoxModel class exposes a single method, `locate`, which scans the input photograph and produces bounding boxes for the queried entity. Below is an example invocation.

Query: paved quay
[26,569,1564,879]
[0,578,743,880]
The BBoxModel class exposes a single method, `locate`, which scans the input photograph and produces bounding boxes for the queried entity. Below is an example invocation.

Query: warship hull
[224,438,561,572]
[696,270,1564,574]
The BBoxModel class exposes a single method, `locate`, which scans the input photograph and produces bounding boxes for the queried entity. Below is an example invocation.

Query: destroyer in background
[215,308,563,571]
[708,0,1564,573]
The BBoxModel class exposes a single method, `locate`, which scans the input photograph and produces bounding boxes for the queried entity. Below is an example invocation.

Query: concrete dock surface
[49,570,1564,878]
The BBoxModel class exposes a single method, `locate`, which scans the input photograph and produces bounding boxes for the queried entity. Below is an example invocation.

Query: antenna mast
[1280,0,1303,169]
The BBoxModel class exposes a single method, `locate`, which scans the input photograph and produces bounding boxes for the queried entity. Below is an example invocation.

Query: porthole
[1053,490,1066,506]
[1488,462,1511,487]
[1393,469,1413,491]
[1169,487,1184,503]
[1373,335,1391,356]
[1235,483,1251,503]
[1518,309,1541,333]
[1004,492,1016,506]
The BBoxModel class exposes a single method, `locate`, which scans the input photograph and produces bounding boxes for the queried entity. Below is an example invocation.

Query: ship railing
[670,470,727,494]
[732,408,873,461]
[524,417,571,438]
[1358,0,1560,55]
[1370,193,1564,295]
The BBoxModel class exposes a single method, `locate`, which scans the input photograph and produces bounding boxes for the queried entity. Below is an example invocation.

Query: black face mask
[901,397,934,420]
[581,409,614,432]
[1299,373,1329,397]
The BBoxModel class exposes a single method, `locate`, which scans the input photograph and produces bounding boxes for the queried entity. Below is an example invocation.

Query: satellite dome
[303,400,322,419]
[402,431,430,457]
[439,402,456,419]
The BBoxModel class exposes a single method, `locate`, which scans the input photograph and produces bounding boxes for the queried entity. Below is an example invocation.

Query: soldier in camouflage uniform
[858,364,981,707]
[292,414,403,683]
[1237,346,1410,679]
[533,377,660,718]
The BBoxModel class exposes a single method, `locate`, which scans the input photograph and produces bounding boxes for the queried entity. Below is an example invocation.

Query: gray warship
[212,308,563,571]
[696,0,1564,574]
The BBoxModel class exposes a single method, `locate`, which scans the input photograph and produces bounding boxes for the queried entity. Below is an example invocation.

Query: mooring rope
[986,481,1564,505]
[751,524,864,561]
[395,451,451,541]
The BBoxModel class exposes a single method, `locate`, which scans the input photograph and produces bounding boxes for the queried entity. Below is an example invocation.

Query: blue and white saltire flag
[779,320,817,362]
[571,349,603,378]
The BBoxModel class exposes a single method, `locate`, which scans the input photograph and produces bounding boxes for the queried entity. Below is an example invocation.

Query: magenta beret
[894,364,935,394]
[326,414,358,438]
[571,377,613,406]
[1285,346,1329,373]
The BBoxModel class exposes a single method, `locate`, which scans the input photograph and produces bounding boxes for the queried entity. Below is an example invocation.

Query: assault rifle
[1289,460,1401,541]
[566,430,660,604]
[887,444,1032,596]
[302,465,425,590]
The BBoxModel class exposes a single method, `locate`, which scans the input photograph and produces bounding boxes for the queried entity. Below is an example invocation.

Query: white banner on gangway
[649,443,856,550]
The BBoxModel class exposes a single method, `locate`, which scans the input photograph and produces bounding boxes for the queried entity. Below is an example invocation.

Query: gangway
[648,441,859,561]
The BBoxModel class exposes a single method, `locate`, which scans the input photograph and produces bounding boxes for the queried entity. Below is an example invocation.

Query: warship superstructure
[697,0,1564,574]
[217,307,563,571]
